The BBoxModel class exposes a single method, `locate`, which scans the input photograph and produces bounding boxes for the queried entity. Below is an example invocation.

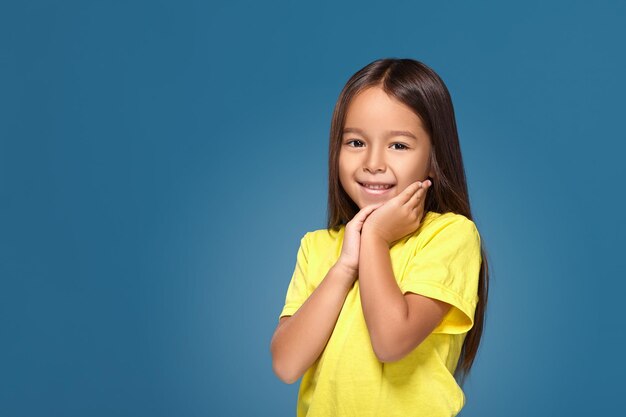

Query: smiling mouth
[358,182,395,194]
[359,182,393,189]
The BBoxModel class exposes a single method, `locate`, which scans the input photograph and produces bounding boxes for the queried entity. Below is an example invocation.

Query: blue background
[2,0,625,416]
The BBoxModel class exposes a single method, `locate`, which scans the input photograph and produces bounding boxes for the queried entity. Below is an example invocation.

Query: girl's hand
[337,202,384,276]
[362,179,432,246]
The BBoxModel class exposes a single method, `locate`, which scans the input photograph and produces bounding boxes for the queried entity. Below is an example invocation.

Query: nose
[363,146,386,174]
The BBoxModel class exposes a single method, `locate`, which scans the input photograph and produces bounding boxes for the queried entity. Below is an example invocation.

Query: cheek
[338,164,348,185]
[405,165,427,184]
[338,170,352,197]
[396,174,421,193]
[338,156,352,183]
[397,166,418,183]
[338,176,348,194]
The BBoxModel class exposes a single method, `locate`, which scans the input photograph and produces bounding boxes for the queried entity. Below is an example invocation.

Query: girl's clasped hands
[338,179,432,275]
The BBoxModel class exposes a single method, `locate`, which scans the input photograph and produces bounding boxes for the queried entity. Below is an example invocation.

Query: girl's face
[339,86,434,209]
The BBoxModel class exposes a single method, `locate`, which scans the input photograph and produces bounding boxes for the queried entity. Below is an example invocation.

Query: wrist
[361,224,391,247]
[333,261,358,286]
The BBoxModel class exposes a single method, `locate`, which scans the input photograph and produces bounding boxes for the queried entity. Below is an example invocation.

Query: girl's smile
[339,86,434,209]
[358,181,396,196]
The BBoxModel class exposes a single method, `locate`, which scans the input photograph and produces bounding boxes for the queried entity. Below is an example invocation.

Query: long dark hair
[326,58,490,385]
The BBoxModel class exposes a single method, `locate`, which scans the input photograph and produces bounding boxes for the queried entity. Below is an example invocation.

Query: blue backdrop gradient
[1,1,625,416]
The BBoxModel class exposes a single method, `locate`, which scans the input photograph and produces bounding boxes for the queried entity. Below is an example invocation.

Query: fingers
[360,202,384,217]
[406,179,431,208]
[350,202,384,224]
[395,181,420,205]
[398,180,430,205]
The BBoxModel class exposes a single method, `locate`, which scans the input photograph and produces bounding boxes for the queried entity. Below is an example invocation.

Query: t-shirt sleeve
[400,217,482,335]
[278,232,311,322]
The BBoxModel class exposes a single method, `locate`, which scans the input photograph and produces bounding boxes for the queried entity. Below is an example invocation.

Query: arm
[270,262,355,384]
[271,204,383,383]
[358,229,451,363]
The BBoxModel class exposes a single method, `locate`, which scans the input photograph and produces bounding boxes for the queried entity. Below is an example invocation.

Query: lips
[358,181,395,188]
[358,182,395,195]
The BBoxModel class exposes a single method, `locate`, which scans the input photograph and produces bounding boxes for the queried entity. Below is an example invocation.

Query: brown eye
[391,143,408,150]
[346,139,364,147]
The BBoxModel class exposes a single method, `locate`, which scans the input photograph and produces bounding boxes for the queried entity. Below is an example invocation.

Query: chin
[351,188,396,209]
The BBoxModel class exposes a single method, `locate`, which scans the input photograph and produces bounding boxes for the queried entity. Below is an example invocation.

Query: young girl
[270,58,490,417]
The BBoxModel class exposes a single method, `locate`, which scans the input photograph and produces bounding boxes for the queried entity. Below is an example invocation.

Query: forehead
[344,86,425,133]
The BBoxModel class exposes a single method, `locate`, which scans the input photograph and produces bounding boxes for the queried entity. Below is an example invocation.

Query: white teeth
[362,183,392,190]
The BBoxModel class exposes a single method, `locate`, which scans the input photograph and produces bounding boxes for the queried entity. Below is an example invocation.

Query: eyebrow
[342,127,418,140]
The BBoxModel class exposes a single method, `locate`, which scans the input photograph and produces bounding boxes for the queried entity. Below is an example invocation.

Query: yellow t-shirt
[278,211,482,417]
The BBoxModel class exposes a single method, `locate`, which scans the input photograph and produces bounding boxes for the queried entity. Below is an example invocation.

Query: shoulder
[304,225,346,240]
[298,225,345,250]
[414,211,480,245]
